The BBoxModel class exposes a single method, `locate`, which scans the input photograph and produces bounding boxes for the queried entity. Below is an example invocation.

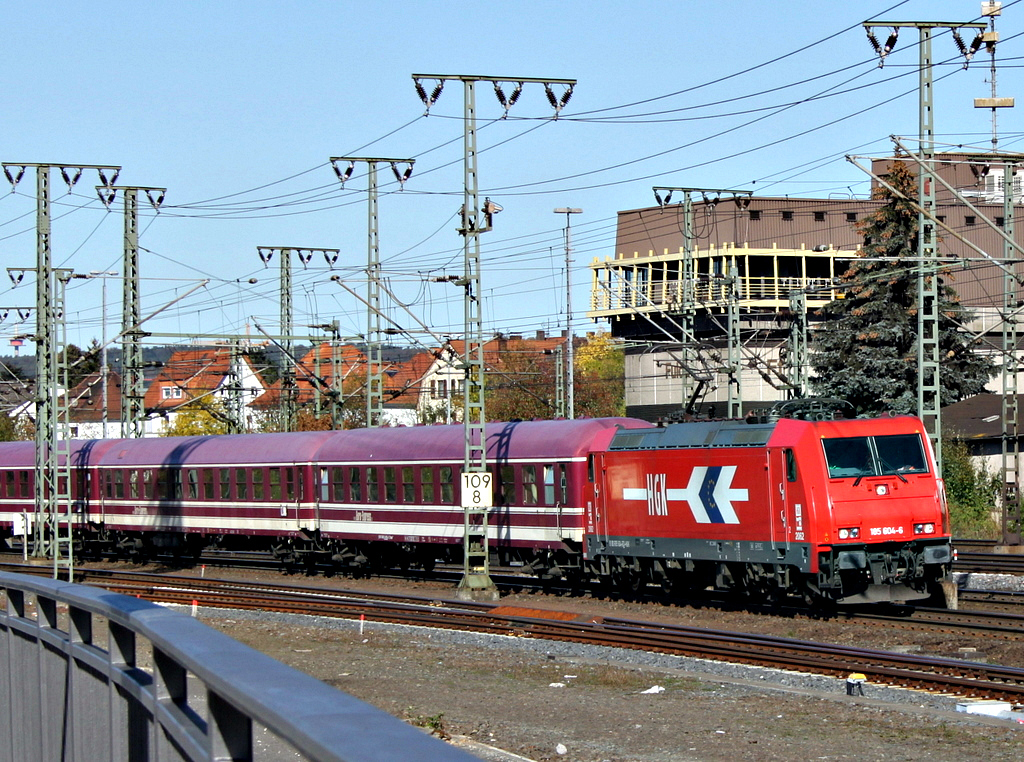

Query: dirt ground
[183,571,1024,762]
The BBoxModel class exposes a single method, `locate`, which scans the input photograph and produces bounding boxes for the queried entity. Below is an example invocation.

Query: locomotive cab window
[822,434,928,478]
[785,449,797,482]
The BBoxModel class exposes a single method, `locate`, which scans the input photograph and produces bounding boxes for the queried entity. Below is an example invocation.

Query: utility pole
[330,157,414,427]
[1000,161,1022,544]
[652,187,752,415]
[98,185,166,438]
[553,208,581,418]
[257,247,340,431]
[3,162,120,578]
[974,2,1014,151]
[864,19,986,470]
[786,289,809,399]
[413,73,575,599]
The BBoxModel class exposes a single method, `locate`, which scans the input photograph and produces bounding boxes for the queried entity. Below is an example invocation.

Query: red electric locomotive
[583,400,953,603]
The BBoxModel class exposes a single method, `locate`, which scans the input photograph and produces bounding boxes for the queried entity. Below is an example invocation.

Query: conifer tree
[810,160,994,414]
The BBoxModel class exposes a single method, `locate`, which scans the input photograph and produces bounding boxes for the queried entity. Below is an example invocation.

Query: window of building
[748,209,761,221]
[997,216,1005,227]
[966,215,976,226]
[781,210,794,221]
[936,215,945,223]
[161,386,183,399]
[814,211,826,222]
[846,212,857,222]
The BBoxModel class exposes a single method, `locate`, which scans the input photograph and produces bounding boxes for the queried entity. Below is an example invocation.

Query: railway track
[3,562,1024,703]
[955,550,1024,575]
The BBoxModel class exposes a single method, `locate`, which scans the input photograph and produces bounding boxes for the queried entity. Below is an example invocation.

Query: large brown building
[589,154,1024,420]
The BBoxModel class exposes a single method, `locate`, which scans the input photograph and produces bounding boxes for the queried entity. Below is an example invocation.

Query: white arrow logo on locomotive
[622,466,747,523]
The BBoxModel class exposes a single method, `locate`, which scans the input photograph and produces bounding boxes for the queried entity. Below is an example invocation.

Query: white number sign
[461,472,493,508]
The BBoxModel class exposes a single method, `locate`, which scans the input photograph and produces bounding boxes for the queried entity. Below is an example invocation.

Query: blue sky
[1,0,1021,355]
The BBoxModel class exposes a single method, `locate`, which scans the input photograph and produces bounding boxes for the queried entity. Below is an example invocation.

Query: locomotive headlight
[838,527,859,540]
[838,528,848,540]
[914,523,936,535]
[875,484,889,496]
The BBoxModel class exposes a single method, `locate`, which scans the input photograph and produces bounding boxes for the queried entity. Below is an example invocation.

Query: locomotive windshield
[822,433,928,478]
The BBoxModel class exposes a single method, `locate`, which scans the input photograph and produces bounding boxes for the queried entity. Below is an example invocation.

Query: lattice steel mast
[330,157,414,427]
[412,73,575,599]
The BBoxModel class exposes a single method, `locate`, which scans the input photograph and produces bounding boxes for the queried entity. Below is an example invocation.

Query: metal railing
[0,572,479,762]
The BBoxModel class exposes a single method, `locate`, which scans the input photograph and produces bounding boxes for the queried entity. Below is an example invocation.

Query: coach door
[587,453,612,551]
[769,449,795,552]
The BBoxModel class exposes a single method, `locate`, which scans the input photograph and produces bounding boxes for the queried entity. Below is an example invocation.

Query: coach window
[252,469,265,500]
[348,467,362,502]
[1,473,9,498]
[367,468,379,502]
[439,466,454,504]
[421,467,434,503]
[220,468,231,500]
[236,469,247,500]
[543,465,555,505]
[785,449,797,482]
[558,464,567,504]
[523,465,538,505]
[384,467,397,502]
[499,466,515,505]
[155,470,168,500]
[128,470,139,500]
[402,466,414,503]
[269,468,282,501]
[203,470,214,500]
[330,467,344,501]
[187,469,199,500]
[142,469,153,500]
[284,468,295,501]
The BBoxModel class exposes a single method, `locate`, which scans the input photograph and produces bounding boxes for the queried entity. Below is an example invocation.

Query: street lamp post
[554,208,581,419]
